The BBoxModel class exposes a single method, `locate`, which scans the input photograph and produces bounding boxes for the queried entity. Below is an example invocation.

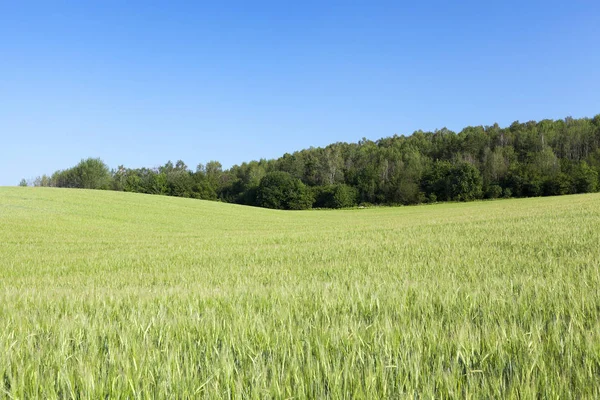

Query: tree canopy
[28,115,600,209]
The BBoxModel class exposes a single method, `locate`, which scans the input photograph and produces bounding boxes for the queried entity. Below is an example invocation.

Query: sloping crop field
[1,187,599,398]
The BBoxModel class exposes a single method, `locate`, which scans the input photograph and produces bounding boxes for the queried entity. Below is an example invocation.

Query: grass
[1,187,599,398]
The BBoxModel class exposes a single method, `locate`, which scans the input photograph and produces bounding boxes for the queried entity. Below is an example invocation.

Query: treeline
[27,115,600,209]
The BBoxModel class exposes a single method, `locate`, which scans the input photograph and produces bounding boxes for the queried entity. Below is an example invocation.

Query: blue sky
[1,1,599,185]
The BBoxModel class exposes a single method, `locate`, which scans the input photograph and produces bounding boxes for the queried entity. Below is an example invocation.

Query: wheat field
[1,187,599,398]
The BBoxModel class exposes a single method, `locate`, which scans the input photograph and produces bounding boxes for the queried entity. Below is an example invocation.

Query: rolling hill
[1,187,599,398]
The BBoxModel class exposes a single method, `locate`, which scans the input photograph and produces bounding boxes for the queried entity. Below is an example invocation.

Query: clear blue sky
[1,1,599,185]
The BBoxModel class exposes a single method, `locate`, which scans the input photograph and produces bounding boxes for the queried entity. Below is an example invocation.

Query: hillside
[1,187,600,397]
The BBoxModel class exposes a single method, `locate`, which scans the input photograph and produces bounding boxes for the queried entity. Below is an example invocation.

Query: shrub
[257,171,313,210]
[313,184,357,209]
[485,184,503,199]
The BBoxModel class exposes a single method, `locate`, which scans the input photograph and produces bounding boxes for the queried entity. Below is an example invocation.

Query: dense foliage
[29,115,600,209]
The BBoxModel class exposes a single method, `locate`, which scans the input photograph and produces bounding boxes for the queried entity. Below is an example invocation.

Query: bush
[51,158,112,190]
[451,162,483,201]
[425,161,483,202]
[313,184,357,208]
[574,162,598,193]
[485,184,502,199]
[332,184,358,208]
[76,158,112,189]
[257,171,313,210]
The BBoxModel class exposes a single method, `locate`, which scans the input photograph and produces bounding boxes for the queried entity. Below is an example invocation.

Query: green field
[1,187,599,398]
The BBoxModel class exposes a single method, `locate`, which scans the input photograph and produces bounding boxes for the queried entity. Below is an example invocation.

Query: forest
[26,115,600,209]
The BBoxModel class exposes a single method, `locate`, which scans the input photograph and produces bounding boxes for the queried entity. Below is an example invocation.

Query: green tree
[36,174,51,187]
[574,161,598,193]
[313,184,358,208]
[423,161,453,202]
[332,184,358,208]
[257,171,313,210]
[164,161,193,198]
[75,158,112,189]
[485,185,502,199]
[450,162,483,201]
[50,158,112,189]
[424,161,483,201]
